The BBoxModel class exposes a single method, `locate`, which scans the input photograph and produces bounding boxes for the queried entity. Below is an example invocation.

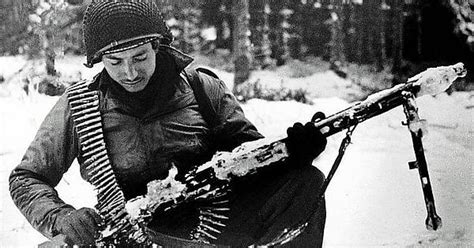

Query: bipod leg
[402,91,442,231]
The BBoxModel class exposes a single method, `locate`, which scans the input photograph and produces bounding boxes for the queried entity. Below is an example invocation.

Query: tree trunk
[45,28,57,76]
[249,0,272,68]
[268,2,286,65]
[40,8,57,77]
[261,3,272,67]
[218,2,233,50]
[415,0,423,61]
[232,0,251,91]
[328,0,345,67]
[286,1,302,59]
[279,7,292,64]
[355,3,365,63]
[392,0,404,85]
[344,1,357,62]
[376,0,388,71]
[366,0,377,65]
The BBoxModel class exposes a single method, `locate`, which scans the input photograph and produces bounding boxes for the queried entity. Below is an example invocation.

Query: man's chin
[120,81,148,92]
[125,86,147,92]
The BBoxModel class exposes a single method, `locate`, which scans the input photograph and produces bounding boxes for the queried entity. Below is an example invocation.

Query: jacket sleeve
[200,73,264,151]
[9,93,79,239]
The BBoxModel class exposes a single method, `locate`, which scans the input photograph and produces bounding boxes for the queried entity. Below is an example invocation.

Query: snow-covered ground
[0,56,472,247]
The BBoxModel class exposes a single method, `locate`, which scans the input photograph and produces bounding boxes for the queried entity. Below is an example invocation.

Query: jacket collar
[159,45,194,71]
[87,45,193,91]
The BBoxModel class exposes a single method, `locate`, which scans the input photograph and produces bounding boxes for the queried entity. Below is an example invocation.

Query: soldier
[9,1,327,247]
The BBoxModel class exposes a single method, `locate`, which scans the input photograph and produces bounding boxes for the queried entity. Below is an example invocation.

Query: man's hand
[54,207,103,245]
[285,122,327,166]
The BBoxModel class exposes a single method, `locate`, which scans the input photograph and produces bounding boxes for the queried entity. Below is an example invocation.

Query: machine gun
[124,62,467,246]
[41,63,466,247]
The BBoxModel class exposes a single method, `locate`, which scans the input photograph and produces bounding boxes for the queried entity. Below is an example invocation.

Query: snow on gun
[409,62,466,96]
[126,62,467,226]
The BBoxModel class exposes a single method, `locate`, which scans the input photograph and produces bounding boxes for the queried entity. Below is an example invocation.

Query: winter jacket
[9,46,263,239]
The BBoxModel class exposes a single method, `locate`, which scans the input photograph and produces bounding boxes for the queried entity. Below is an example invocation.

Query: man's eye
[134,55,147,62]
[109,60,121,66]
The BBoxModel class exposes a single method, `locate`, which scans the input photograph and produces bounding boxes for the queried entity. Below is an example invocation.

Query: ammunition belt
[66,81,149,245]
[66,80,230,246]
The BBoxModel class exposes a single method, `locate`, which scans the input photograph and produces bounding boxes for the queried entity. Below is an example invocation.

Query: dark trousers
[149,162,326,247]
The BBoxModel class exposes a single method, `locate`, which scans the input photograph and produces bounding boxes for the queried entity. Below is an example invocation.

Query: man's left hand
[285,122,327,166]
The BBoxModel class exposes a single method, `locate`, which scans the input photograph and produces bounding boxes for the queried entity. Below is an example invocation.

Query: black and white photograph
[0,0,472,247]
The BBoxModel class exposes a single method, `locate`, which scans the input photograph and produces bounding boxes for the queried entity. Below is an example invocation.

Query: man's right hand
[54,207,103,245]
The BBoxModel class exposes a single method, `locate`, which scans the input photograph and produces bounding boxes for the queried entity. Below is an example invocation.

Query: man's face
[102,42,156,92]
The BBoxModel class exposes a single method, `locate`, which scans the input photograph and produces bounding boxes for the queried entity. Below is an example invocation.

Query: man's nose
[124,63,138,80]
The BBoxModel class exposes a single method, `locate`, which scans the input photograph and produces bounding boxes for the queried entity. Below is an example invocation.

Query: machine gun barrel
[313,82,418,136]
[313,62,466,136]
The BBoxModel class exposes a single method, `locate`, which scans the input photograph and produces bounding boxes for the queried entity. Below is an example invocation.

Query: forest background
[1,0,473,97]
